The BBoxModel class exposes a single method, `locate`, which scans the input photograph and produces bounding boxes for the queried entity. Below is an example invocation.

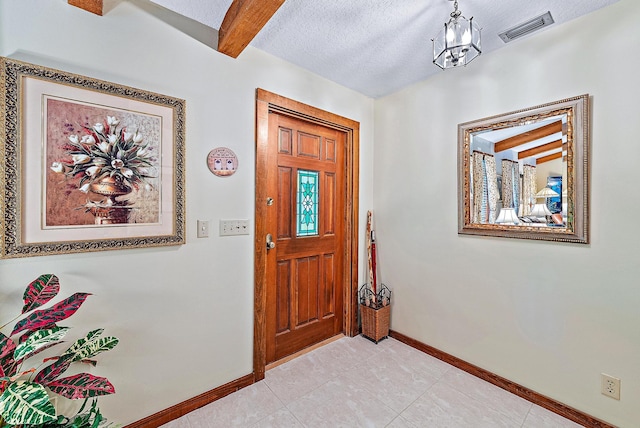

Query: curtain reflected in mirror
[458,95,589,243]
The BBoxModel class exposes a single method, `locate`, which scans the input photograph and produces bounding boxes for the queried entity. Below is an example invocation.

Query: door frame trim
[254,89,360,381]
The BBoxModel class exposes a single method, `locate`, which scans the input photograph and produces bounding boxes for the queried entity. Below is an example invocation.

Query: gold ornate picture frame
[0,57,186,258]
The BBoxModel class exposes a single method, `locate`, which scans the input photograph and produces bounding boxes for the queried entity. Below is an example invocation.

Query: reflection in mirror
[471,114,566,228]
[458,95,589,243]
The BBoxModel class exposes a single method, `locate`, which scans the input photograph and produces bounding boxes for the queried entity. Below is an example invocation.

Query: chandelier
[432,0,481,69]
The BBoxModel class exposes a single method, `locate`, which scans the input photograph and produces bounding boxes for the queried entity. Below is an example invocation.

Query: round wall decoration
[207,147,238,177]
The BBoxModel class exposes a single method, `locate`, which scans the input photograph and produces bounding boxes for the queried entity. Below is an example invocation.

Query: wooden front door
[255,89,359,379]
[264,112,345,364]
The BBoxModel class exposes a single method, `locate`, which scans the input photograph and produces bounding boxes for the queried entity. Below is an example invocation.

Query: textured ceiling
[149,0,620,98]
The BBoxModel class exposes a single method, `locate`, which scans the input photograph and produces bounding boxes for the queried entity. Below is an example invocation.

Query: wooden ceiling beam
[218,0,286,58]
[537,152,563,164]
[494,120,563,153]
[517,139,563,160]
[68,0,103,16]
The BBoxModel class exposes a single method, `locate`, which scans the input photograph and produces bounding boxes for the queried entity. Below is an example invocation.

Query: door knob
[266,233,275,250]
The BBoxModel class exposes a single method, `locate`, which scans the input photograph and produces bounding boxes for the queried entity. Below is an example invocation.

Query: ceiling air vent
[498,11,554,43]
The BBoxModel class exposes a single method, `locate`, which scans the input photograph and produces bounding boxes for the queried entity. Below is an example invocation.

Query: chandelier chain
[450,0,462,19]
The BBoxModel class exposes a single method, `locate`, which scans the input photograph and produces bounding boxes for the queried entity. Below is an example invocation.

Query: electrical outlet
[601,373,621,400]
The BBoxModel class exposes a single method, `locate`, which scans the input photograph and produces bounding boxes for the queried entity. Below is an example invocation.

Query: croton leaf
[18,323,58,344]
[22,274,60,314]
[62,398,101,427]
[0,381,57,424]
[62,330,118,362]
[85,328,104,341]
[0,332,17,378]
[46,373,115,399]
[11,293,91,336]
[13,327,69,362]
[33,354,72,385]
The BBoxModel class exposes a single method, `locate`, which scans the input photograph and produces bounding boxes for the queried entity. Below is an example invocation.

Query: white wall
[0,0,374,423]
[374,1,639,426]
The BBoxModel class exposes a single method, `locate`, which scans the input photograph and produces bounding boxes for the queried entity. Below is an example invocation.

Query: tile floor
[161,336,583,427]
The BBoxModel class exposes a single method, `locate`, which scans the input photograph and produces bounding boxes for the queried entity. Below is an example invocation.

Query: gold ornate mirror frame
[458,94,589,243]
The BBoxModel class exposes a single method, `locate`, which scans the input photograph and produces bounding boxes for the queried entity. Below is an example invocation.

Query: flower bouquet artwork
[1,57,186,258]
[0,274,118,426]
[47,98,160,226]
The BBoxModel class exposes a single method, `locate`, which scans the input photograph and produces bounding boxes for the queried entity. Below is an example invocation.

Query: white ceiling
[148,0,620,98]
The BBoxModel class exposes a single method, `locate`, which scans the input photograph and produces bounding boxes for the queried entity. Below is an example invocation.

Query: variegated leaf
[22,274,60,313]
[85,328,104,341]
[33,354,72,385]
[13,327,69,362]
[62,331,118,362]
[0,332,17,378]
[18,323,58,344]
[15,344,61,371]
[46,373,115,399]
[0,381,57,424]
[11,293,91,336]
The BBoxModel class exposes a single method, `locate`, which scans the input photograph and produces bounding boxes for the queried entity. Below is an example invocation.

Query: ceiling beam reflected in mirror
[537,152,563,164]
[494,120,563,153]
[517,139,563,160]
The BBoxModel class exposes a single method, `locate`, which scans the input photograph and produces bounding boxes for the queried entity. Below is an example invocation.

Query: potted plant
[0,274,118,426]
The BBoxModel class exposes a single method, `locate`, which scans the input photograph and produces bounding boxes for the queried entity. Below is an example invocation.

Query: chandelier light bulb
[462,28,471,45]
[446,26,455,43]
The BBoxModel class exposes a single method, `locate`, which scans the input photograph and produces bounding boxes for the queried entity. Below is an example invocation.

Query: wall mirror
[458,94,589,243]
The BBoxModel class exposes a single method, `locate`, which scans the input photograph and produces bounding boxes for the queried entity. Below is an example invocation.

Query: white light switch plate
[197,220,209,238]
[219,219,250,236]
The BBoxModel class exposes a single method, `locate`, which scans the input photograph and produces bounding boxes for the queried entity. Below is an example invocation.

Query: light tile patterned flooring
[161,336,582,427]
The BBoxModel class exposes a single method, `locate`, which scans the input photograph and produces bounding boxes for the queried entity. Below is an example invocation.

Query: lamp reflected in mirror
[532,186,560,224]
[457,95,590,243]
[536,187,560,199]
[495,208,520,225]
[530,203,552,219]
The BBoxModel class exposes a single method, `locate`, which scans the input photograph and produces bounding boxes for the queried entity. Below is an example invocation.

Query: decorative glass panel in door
[297,170,319,236]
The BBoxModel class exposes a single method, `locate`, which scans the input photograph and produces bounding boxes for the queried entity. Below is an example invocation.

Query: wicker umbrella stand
[359,284,391,343]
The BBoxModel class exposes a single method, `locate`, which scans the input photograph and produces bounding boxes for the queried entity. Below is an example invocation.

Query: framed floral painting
[0,57,186,258]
